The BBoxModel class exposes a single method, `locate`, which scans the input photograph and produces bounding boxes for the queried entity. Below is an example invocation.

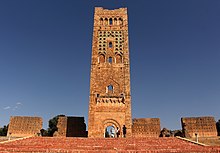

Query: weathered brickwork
[181,116,217,138]
[55,116,87,137]
[7,116,42,137]
[54,116,67,137]
[132,118,161,137]
[88,7,132,137]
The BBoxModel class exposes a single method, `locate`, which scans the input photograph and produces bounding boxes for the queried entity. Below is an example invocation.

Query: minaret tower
[88,7,132,137]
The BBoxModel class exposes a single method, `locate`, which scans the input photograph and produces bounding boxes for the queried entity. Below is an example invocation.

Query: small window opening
[108,57,112,63]
[121,93,125,98]
[109,18,113,25]
[104,18,108,25]
[99,54,105,63]
[109,42,112,48]
[108,85,113,92]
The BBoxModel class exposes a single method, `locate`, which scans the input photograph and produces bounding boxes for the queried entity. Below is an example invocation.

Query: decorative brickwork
[7,116,42,137]
[132,118,161,137]
[181,116,217,138]
[88,7,132,137]
[55,116,87,137]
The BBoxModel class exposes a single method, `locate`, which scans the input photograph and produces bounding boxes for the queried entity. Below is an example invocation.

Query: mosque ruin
[6,7,219,139]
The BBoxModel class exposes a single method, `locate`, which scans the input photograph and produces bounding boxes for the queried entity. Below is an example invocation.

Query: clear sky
[0,0,220,130]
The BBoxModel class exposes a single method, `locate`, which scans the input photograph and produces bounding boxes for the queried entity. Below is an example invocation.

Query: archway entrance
[103,119,121,138]
[104,126,114,138]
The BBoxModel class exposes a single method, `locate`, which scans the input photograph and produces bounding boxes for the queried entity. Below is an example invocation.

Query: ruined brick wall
[54,116,67,137]
[181,116,217,138]
[66,117,87,137]
[7,116,42,137]
[132,118,161,137]
[55,116,87,137]
[88,7,132,138]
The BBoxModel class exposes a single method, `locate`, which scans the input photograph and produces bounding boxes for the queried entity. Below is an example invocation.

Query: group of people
[107,125,127,138]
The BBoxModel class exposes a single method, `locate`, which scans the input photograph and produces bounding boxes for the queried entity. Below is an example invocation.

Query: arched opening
[119,18,123,25]
[107,85,113,93]
[103,119,121,138]
[108,57,112,63]
[109,18,113,25]
[100,18,103,25]
[116,54,122,63]
[114,18,117,25]
[99,54,105,63]
[104,125,115,138]
[104,18,108,25]
[109,42,112,48]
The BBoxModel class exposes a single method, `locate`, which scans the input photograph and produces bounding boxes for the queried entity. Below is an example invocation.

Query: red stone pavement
[0,137,220,152]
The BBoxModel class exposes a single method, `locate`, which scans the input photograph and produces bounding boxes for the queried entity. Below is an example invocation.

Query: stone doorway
[103,119,120,138]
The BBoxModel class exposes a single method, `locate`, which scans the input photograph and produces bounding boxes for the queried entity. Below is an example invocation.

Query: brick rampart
[132,118,161,137]
[7,116,42,137]
[55,116,87,137]
[181,116,217,138]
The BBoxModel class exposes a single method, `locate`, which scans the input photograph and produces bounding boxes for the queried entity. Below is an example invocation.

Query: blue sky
[0,0,220,130]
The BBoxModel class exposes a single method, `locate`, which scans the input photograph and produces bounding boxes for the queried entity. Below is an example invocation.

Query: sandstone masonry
[88,7,132,137]
[7,116,42,137]
[181,116,217,138]
[132,118,161,137]
[54,116,87,137]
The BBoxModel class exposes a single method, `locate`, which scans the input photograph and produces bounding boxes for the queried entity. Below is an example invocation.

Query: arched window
[108,57,112,63]
[114,18,117,25]
[107,85,113,93]
[99,54,105,63]
[109,42,112,48]
[116,54,122,63]
[109,18,113,25]
[100,18,103,25]
[119,18,123,25]
[104,18,108,25]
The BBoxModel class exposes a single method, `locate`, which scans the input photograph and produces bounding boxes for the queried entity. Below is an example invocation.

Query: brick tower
[88,7,132,138]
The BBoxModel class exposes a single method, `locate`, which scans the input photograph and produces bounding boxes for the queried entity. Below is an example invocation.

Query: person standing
[116,127,120,138]
[122,125,127,138]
